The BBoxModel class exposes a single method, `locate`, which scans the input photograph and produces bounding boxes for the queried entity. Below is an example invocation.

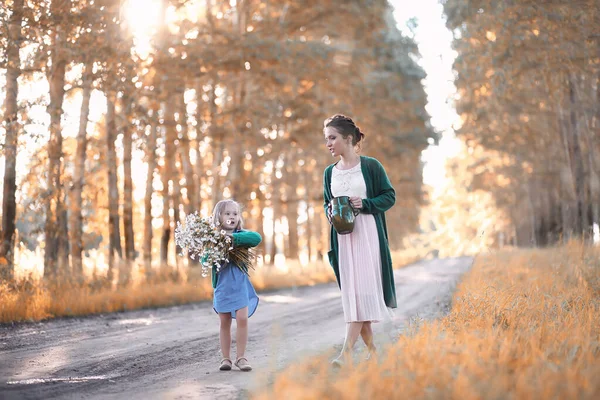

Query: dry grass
[0,250,417,325]
[0,271,215,324]
[0,259,334,324]
[253,241,600,400]
[1,261,335,324]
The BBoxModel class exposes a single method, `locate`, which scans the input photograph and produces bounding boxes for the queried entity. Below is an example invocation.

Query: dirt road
[0,257,472,400]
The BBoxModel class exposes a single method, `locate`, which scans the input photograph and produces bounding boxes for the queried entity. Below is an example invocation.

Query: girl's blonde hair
[211,199,244,231]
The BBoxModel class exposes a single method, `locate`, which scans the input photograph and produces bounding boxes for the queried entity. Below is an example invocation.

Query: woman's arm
[232,230,262,248]
[361,159,396,214]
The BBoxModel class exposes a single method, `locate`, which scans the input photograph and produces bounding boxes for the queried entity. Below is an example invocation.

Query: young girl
[210,199,261,372]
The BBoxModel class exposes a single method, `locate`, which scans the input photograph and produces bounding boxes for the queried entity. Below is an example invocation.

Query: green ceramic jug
[330,196,360,235]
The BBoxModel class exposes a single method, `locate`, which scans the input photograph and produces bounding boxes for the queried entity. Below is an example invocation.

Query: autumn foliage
[0,0,432,290]
[442,0,600,246]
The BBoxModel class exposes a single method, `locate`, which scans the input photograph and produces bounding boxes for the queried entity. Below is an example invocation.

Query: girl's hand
[349,196,363,210]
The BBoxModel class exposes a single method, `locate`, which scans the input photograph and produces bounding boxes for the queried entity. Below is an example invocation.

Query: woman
[322,114,397,366]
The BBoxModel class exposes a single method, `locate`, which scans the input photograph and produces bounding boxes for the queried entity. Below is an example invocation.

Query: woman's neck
[338,152,360,169]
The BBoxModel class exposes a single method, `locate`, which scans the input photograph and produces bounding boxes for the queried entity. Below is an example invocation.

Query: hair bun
[355,126,365,143]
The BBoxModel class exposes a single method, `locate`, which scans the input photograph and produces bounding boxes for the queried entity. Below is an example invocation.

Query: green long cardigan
[323,155,397,309]
[211,230,262,288]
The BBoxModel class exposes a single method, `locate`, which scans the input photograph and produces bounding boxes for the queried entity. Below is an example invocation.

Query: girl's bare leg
[235,307,249,359]
[219,312,233,359]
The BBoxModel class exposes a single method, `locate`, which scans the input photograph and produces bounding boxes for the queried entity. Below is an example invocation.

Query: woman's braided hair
[323,114,365,146]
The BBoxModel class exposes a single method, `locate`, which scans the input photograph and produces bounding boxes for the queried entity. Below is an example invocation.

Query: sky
[390,0,461,189]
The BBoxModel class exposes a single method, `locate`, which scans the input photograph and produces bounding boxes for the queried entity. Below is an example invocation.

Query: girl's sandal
[235,357,252,372]
[219,358,232,371]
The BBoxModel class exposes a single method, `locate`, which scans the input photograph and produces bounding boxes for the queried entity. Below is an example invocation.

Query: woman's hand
[349,196,363,210]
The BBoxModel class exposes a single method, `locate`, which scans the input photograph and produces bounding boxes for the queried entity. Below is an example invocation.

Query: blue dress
[211,230,261,319]
[213,262,259,318]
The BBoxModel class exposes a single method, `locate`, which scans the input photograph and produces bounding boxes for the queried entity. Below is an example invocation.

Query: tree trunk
[122,124,135,261]
[285,201,299,260]
[269,207,277,265]
[159,163,170,267]
[550,187,561,244]
[593,69,600,241]
[120,92,135,285]
[194,82,204,214]
[173,160,183,269]
[69,63,93,280]
[568,75,587,237]
[526,182,537,247]
[230,140,254,204]
[320,206,329,262]
[172,98,184,263]
[0,0,24,282]
[144,119,158,278]
[106,90,123,282]
[178,94,196,214]
[559,165,577,241]
[304,171,313,263]
[269,175,282,265]
[58,201,69,272]
[122,96,135,261]
[537,187,551,246]
[589,67,600,242]
[580,70,600,243]
[228,8,249,201]
[285,158,299,260]
[210,142,225,207]
[255,191,266,247]
[314,205,323,261]
[558,105,578,241]
[160,96,177,266]
[209,83,223,207]
[589,167,599,242]
[44,1,68,280]
[228,137,245,200]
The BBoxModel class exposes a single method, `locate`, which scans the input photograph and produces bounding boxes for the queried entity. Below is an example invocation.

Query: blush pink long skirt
[337,213,393,323]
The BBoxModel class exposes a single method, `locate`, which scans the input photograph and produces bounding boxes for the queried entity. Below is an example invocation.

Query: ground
[0,257,472,399]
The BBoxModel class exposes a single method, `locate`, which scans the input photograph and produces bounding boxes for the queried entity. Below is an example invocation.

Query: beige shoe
[366,346,377,361]
[219,358,232,371]
[331,358,344,368]
[235,357,252,371]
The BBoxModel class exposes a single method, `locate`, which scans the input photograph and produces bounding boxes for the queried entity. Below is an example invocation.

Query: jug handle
[326,202,333,223]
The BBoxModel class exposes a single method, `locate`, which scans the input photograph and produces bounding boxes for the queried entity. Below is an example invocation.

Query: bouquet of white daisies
[174,212,255,277]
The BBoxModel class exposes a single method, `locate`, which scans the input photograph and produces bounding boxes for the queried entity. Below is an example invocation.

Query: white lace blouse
[330,161,367,199]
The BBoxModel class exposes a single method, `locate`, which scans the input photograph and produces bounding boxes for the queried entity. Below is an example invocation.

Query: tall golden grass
[0,250,417,324]
[254,241,600,400]
[0,259,322,324]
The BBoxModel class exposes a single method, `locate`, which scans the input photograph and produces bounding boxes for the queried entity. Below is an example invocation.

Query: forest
[0,0,432,287]
[1,0,599,292]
